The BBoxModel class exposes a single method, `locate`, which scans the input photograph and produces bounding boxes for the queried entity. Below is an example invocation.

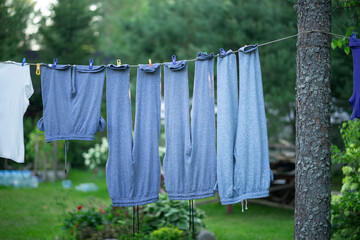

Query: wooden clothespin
[36,63,41,75]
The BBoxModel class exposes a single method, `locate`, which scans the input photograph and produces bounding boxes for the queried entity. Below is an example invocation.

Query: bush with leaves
[331,120,360,240]
[142,194,206,233]
[150,226,187,240]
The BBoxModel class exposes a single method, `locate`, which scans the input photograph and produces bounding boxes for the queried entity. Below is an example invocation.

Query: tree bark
[295,0,332,239]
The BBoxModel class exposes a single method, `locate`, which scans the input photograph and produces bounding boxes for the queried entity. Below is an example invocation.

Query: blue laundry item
[105,64,135,206]
[163,53,217,200]
[349,35,360,120]
[220,45,272,205]
[216,50,239,204]
[129,63,161,206]
[37,64,106,142]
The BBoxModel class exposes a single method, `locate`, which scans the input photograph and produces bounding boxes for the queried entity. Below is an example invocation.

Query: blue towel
[163,53,217,200]
[220,45,272,205]
[130,63,162,205]
[105,64,135,206]
[37,64,106,142]
[216,50,238,204]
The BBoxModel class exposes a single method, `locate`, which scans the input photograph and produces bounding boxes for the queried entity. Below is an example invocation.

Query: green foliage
[61,205,134,240]
[142,194,206,232]
[331,120,360,240]
[39,0,99,64]
[150,226,186,240]
[0,0,34,61]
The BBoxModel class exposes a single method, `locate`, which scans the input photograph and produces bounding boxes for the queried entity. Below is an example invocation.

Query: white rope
[0,30,349,68]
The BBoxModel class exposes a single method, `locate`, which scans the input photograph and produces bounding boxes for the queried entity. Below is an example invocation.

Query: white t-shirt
[0,62,34,163]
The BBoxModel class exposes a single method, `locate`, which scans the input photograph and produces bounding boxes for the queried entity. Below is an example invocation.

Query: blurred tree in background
[38,0,100,64]
[0,0,34,61]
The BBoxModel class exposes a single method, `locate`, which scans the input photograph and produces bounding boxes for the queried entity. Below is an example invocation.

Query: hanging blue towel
[130,63,162,206]
[105,64,135,206]
[37,64,106,142]
[164,53,217,200]
[216,50,239,204]
[220,45,272,205]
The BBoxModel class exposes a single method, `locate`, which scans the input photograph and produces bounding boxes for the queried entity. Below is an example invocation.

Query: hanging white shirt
[0,62,33,163]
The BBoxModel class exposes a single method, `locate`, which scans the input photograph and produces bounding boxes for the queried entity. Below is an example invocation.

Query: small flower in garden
[99,208,105,213]
[77,205,83,210]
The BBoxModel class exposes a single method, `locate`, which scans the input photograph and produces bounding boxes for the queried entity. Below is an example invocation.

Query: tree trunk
[295,0,332,239]
[52,141,58,181]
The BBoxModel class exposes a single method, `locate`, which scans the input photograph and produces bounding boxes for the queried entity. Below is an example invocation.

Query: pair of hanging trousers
[217,45,273,205]
[106,63,161,206]
[163,53,217,200]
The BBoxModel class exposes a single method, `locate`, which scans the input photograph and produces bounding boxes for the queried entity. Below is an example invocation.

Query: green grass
[0,170,294,240]
[198,202,294,240]
[0,169,111,240]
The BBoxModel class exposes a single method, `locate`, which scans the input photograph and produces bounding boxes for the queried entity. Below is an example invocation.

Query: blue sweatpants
[218,45,273,205]
[105,64,135,206]
[216,50,238,204]
[130,63,161,205]
[164,53,217,200]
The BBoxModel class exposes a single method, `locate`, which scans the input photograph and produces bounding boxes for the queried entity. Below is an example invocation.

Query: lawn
[0,170,294,240]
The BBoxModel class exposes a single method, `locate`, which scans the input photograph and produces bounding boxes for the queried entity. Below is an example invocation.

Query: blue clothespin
[219,48,226,54]
[21,58,26,66]
[352,31,357,39]
[52,58,58,68]
[172,55,176,65]
[89,58,94,69]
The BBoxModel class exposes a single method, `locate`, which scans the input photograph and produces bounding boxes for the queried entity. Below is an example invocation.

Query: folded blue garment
[37,64,106,142]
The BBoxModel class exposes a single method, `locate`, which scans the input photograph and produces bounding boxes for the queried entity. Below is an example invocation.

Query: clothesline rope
[0,30,349,68]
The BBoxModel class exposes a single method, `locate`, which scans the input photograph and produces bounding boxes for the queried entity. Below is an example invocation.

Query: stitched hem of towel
[45,134,95,143]
[220,190,269,205]
[111,195,159,207]
[167,189,215,200]
[0,153,24,163]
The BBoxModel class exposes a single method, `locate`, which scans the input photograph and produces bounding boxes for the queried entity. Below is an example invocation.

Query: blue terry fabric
[105,64,135,207]
[220,45,272,205]
[216,50,239,204]
[163,53,217,200]
[37,64,106,142]
[130,63,162,205]
[163,60,192,199]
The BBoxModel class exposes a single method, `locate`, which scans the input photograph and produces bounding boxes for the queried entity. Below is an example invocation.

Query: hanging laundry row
[0,44,273,207]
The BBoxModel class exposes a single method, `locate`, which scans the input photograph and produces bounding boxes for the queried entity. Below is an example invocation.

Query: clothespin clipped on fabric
[149,59,152,67]
[244,45,248,47]
[21,58,26,66]
[117,59,121,67]
[172,55,176,65]
[52,58,58,68]
[203,52,207,54]
[219,48,226,54]
[352,31,357,38]
[36,63,41,75]
[89,58,94,69]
